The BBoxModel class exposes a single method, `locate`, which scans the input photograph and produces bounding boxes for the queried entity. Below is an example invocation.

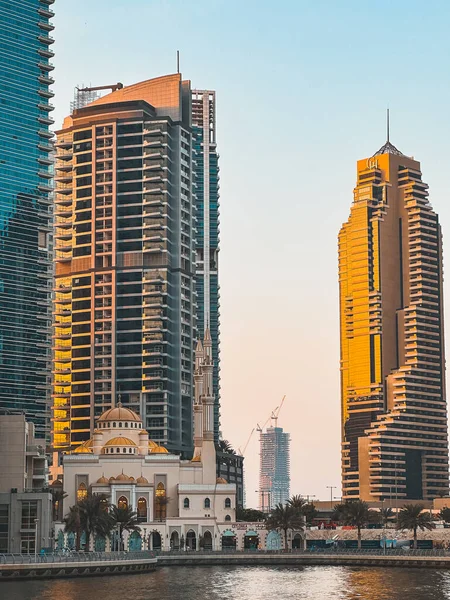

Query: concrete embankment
[157,552,450,569]
[0,556,157,580]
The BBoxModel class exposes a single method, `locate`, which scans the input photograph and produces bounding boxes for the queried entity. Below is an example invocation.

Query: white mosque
[55,331,268,551]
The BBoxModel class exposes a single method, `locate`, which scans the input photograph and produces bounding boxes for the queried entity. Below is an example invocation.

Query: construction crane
[238,427,255,456]
[77,82,124,93]
[271,395,286,427]
[256,395,287,433]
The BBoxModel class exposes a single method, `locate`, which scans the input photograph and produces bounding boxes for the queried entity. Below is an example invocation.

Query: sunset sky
[53,0,450,507]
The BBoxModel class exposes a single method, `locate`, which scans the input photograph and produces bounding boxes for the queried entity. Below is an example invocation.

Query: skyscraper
[339,136,449,501]
[0,0,55,437]
[259,425,290,511]
[191,90,221,441]
[52,74,196,454]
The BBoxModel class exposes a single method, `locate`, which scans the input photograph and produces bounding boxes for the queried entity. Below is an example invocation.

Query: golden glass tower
[339,137,449,501]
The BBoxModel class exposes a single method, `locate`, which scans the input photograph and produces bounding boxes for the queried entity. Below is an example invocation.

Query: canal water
[2,565,450,599]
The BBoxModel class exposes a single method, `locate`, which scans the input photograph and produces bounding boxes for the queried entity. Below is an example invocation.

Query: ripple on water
[2,566,450,600]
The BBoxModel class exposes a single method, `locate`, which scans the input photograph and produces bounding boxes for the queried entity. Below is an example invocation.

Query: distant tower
[259,425,290,512]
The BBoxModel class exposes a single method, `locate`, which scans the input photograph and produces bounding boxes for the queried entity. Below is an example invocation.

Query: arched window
[118,496,128,510]
[225,497,231,508]
[116,447,120,453]
[183,498,190,509]
[119,422,122,428]
[77,482,87,503]
[122,448,126,453]
[225,514,231,521]
[155,482,166,520]
[113,422,116,427]
[137,497,147,521]
[204,498,211,509]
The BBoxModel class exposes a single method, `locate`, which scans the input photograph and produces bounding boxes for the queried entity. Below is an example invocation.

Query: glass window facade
[0,0,55,437]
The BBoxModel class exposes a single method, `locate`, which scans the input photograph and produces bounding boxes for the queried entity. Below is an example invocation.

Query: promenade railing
[0,551,155,565]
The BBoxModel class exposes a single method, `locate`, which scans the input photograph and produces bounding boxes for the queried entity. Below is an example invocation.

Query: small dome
[150,445,169,454]
[73,444,92,454]
[148,440,159,450]
[216,477,227,484]
[115,472,132,482]
[109,476,115,482]
[191,454,201,462]
[104,436,137,447]
[97,475,109,484]
[137,475,149,484]
[98,402,142,423]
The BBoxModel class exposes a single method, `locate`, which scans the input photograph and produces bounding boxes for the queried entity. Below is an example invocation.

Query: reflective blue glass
[0,0,54,437]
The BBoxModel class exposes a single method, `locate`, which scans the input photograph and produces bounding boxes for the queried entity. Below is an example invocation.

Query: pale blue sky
[53,0,450,507]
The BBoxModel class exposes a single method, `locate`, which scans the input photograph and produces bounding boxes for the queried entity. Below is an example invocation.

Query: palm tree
[333,499,371,550]
[217,439,236,455]
[265,503,303,551]
[77,493,114,550]
[110,505,141,550]
[380,507,394,527]
[397,504,435,549]
[287,495,307,513]
[63,505,82,551]
[439,507,450,524]
[51,488,68,521]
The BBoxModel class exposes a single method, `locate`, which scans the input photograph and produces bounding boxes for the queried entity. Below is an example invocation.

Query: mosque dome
[98,402,142,423]
[104,436,137,447]
[148,440,159,451]
[114,472,132,482]
[216,477,227,484]
[137,475,149,484]
[150,445,169,454]
[97,475,109,484]
[73,441,93,454]
[191,454,201,462]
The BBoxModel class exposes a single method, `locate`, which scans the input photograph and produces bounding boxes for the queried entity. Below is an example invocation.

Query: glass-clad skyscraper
[0,0,55,437]
[339,139,449,500]
[192,90,221,441]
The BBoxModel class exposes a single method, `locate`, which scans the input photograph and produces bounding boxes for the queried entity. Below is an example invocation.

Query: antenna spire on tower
[387,108,390,143]
[177,50,180,74]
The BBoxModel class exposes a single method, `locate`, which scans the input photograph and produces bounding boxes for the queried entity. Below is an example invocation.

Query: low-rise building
[0,414,53,553]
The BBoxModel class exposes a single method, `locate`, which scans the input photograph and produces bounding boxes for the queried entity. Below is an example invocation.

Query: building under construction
[259,401,291,511]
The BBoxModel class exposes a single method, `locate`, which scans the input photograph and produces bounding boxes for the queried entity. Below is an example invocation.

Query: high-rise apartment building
[259,425,290,512]
[191,90,221,441]
[339,138,449,501]
[0,0,55,437]
[52,74,196,454]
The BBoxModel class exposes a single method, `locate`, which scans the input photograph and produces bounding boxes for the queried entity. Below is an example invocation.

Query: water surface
[2,566,449,600]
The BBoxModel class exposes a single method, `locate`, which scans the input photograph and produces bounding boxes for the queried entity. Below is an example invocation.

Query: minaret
[201,327,216,482]
[192,339,204,461]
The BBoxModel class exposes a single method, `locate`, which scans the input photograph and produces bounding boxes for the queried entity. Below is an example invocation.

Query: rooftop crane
[271,394,286,427]
[77,82,124,94]
[238,427,255,456]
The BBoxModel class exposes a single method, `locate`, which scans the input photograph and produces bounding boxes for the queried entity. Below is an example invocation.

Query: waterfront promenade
[0,551,157,580]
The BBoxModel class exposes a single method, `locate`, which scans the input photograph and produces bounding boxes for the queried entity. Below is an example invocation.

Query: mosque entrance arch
[292,533,302,549]
[170,530,180,550]
[221,530,237,551]
[95,536,106,552]
[128,531,142,551]
[186,530,196,551]
[266,530,282,550]
[149,530,161,551]
[203,530,213,551]
[244,530,259,550]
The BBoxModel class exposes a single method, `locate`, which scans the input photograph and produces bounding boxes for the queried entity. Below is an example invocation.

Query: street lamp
[326,486,337,511]
[34,519,39,560]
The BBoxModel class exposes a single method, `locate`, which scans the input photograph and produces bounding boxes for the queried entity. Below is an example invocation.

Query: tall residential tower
[192,90,221,441]
[52,74,196,454]
[339,137,449,501]
[0,0,55,437]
